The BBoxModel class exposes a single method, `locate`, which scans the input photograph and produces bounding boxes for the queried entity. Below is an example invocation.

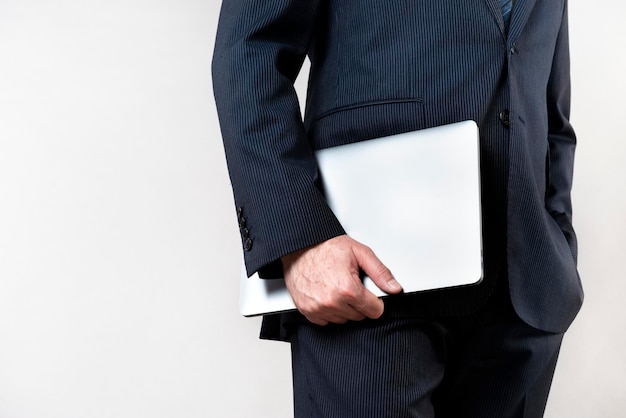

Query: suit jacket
[212,0,583,334]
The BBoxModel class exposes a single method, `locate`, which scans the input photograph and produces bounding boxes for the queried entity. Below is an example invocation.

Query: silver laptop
[239,120,482,317]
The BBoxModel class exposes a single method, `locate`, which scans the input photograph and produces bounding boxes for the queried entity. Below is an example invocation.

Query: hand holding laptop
[239,121,482,318]
[281,235,403,326]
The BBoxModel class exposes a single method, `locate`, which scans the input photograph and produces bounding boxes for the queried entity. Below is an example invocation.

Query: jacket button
[243,237,253,251]
[499,110,510,127]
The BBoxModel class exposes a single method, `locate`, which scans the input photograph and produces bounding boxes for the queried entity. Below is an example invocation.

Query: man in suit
[213,0,583,416]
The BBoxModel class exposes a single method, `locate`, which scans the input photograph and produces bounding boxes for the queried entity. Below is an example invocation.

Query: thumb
[352,242,403,294]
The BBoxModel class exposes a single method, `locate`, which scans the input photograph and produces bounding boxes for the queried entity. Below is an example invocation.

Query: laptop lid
[239,120,482,317]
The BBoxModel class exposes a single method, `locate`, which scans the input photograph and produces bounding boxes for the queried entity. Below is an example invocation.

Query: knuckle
[336,284,357,301]
[298,299,322,317]
[307,295,338,315]
[307,316,328,326]
[357,297,383,318]
[316,294,334,310]
[372,262,391,279]
[360,243,374,255]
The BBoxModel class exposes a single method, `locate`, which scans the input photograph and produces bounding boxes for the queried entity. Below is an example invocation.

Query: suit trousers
[288,281,564,418]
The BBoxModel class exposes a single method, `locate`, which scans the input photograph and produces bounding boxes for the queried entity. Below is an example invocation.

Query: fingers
[304,302,368,326]
[293,275,376,325]
[282,235,397,326]
[350,287,385,319]
[352,242,403,295]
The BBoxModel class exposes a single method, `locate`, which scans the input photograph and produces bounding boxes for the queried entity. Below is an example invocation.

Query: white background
[0,1,624,417]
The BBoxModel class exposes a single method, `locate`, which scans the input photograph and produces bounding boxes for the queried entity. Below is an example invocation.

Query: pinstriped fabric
[214,0,346,277]
[290,285,563,417]
[213,0,583,334]
[291,318,444,417]
[305,2,512,309]
[505,1,582,331]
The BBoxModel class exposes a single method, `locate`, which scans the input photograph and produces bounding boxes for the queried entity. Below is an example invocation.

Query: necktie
[500,0,513,28]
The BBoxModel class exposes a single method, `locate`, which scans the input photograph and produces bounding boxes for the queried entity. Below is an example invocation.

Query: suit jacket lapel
[484,0,506,36]
[483,0,538,42]
[508,0,538,43]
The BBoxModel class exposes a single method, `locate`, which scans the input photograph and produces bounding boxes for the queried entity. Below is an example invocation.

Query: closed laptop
[240,120,483,317]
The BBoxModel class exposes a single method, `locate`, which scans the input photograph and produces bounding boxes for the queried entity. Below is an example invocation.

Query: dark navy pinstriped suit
[213,0,582,335]
[213,0,583,415]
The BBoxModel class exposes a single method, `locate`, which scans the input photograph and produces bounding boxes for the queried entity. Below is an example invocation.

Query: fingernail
[388,280,402,292]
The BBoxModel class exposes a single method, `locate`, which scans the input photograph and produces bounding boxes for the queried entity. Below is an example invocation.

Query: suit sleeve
[545,0,578,262]
[212,0,345,277]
